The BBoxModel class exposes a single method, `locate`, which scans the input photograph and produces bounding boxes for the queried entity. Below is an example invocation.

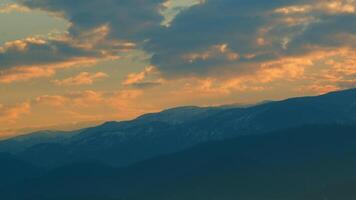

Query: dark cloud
[288,14,356,51]
[4,0,356,78]
[19,0,165,41]
[142,0,305,76]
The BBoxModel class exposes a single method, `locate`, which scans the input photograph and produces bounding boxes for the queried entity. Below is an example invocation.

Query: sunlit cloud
[122,66,164,88]
[0,3,30,13]
[183,44,239,63]
[0,66,55,83]
[0,102,30,123]
[0,35,102,70]
[33,89,147,118]
[319,0,355,14]
[284,47,356,94]
[160,0,205,27]
[53,72,108,86]
[274,5,313,14]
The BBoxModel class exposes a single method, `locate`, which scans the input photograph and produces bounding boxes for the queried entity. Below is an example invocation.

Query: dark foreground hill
[2,124,356,200]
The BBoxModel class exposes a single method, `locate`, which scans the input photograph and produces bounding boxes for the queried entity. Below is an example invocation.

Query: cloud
[0,66,55,83]
[0,36,103,69]
[34,89,144,112]
[1,0,353,97]
[53,72,108,86]
[29,90,112,123]
[12,0,355,81]
[32,89,149,121]
[0,22,135,82]
[144,0,304,76]
[299,47,356,93]
[0,1,150,83]
[0,102,31,123]
[182,43,239,63]
[298,84,341,95]
[35,95,68,107]
[143,0,356,80]
[18,0,166,41]
[122,66,164,88]
[0,34,114,83]
[318,0,355,14]
[0,3,30,13]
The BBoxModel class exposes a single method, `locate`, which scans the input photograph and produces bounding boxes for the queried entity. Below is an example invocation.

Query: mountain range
[1,88,356,167]
[1,88,356,199]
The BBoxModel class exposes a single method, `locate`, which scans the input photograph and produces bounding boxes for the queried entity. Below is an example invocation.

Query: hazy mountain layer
[1,124,356,200]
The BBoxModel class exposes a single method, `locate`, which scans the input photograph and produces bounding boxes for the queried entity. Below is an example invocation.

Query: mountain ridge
[0,88,356,168]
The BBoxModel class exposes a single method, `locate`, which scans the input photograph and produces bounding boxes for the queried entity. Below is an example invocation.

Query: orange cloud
[31,89,148,124]
[0,30,132,83]
[122,66,164,88]
[34,90,104,107]
[53,72,108,86]
[35,95,68,107]
[183,44,239,63]
[166,47,355,96]
[0,103,31,123]
[174,54,311,94]
[319,0,355,14]
[274,5,312,14]
[274,1,355,15]
[0,67,56,83]
[123,66,157,85]
[292,48,356,94]
[0,37,47,53]
[298,84,341,95]
[67,90,104,107]
[0,56,102,84]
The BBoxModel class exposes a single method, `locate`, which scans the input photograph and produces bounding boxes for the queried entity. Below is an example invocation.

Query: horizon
[2,87,354,139]
[1,0,356,137]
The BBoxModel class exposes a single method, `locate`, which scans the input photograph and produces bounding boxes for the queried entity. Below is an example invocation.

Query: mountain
[0,130,81,153]
[136,106,224,124]
[1,88,356,168]
[2,124,356,200]
[0,152,42,188]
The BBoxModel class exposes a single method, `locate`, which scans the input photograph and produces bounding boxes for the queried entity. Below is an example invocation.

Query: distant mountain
[2,124,356,200]
[0,130,81,153]
[1,88,356,168]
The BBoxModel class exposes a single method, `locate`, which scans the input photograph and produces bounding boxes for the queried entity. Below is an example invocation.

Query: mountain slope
[2,124,356,200]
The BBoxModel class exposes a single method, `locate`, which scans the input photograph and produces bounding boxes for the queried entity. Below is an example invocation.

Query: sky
[0,0,355,137]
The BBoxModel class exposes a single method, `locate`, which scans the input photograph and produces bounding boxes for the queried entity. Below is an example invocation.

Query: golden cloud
[183,44,239,63]
[0,3,30,13]
[122,66,165,88]
[0,67,55,83]
[274,0,355,15]
[274,5,313,14]
[0,102,31,123]
[53,72,108,86]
